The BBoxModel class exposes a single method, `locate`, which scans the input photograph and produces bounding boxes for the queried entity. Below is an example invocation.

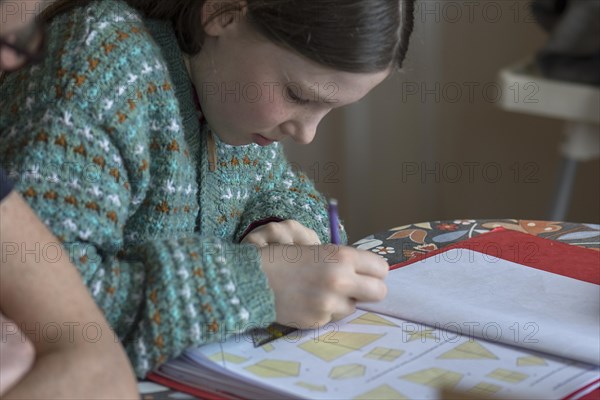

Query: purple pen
[328,198,340,245]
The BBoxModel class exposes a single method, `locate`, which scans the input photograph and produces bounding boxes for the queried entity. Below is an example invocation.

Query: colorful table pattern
[352,219,599,266]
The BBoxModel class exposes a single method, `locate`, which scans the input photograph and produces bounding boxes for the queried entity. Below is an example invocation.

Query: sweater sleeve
[0,167,14,202]
[234,144,348,245]
[0,4,275,377]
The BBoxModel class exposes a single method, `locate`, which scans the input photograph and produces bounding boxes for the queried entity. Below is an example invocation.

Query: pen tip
[329,198,338,206]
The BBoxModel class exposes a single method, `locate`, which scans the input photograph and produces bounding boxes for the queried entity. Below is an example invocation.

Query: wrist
[239,217,284,243]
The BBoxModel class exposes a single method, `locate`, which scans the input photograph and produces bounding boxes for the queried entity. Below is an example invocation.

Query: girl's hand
[241,220,322,246]
[260,244,389,328]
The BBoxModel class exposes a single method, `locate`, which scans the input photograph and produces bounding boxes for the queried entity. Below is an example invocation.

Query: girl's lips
[253,133,275,146]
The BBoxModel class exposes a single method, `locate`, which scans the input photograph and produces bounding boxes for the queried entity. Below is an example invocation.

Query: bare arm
[0,192,139,399]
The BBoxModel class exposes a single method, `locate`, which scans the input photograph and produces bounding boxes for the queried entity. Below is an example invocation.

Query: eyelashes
[286,87,310,105]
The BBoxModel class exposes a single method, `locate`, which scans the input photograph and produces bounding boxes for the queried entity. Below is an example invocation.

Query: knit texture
[0,167,13,201]
[0,1,347,377]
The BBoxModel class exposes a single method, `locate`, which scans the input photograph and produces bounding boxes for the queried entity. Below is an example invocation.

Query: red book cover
[390,228,599,285]
[388,228,599,400]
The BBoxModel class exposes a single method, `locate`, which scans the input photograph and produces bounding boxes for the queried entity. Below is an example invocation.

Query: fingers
[336,246,389,279]
[261,242,390,329]
[241,229,272,247]
[315,259,387,305]
[349,275,388,303]
[331,298,357,322]
[322,247,389,303]
[241,220,321,246]
[240,235,268,247]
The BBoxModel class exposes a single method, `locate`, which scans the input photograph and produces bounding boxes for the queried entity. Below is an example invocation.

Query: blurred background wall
[283,0,600,244]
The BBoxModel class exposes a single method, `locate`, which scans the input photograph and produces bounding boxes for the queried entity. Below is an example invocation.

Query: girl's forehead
[223,18,391,105]
[274,52,391,105]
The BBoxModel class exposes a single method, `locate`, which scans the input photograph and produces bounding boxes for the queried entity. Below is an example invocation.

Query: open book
[148,231,600,399]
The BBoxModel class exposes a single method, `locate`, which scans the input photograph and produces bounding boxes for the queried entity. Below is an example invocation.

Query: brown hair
[42,0,415,73]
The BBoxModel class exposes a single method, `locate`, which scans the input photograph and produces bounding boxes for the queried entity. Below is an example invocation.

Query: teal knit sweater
[0,1,347,377]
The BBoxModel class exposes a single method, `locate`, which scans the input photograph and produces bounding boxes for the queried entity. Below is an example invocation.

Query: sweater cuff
[226,242,277,327]
[128,236,276,377]
[140,237,276,329]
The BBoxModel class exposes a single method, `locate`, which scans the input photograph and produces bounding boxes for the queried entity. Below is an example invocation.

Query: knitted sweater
[0,167,13,201]
[0,0,347,377]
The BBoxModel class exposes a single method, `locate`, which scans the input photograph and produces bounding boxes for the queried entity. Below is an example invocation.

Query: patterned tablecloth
[351,219,599,266]
[138,219,600,399]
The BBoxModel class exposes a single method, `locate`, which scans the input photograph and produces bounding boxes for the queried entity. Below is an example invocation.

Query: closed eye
[287,87,310,105]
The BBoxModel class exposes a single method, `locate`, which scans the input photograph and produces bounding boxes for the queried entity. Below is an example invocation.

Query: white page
[176,310,599,400]
[359,249,600,365]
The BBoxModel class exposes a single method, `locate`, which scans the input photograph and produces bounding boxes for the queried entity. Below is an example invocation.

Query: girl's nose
[292,124,318,145]
[281,112,327,145]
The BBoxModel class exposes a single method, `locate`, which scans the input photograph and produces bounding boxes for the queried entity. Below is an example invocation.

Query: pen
[328,198,340,245]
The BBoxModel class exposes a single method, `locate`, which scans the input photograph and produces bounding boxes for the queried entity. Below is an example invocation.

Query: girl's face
[185,12,390,147]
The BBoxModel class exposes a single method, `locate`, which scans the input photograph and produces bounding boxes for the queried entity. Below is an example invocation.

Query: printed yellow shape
[299,331,384,362]
[486,368,528,383]
[404,328,437,342]
[400,367,462,389]
[354,384,407,400]
[467,382,502,397]
[364,347,405,362]
[208,351,247,364]
[437,341,498,360]
[295,381,327,392]
[517,356,548,367]
[262,343,275,353]
[245,359,300,378]
[349,313,398,327]
[329,364,366,379]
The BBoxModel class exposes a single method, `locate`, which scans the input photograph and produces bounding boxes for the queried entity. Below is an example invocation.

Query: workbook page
[177,310,599,400]
[359,248,600,365]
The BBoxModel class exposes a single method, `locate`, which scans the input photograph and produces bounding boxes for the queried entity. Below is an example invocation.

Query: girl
[0,0,415,378]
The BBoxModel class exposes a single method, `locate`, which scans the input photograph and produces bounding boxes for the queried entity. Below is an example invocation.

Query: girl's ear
[201,0,248,37]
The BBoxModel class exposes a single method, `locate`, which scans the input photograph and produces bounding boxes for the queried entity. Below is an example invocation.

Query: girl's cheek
[216,85,290,131]
[247,96,289,127]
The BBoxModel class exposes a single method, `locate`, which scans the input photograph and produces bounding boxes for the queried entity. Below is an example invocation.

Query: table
[138,219,599,399]
[351,218,599,266]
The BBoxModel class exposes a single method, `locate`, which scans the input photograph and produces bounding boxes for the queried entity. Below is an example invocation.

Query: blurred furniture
[498,59,600,220]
